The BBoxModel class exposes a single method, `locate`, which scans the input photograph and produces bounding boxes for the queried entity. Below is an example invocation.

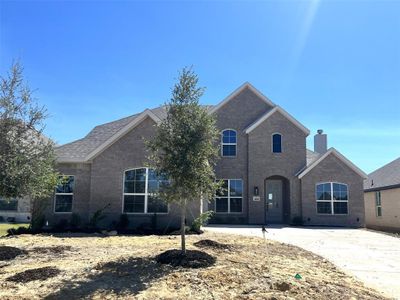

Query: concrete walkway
[205,225,400,299]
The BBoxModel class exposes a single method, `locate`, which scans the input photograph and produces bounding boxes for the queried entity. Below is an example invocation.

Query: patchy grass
[0,232,388,299]
[0,223,29,237]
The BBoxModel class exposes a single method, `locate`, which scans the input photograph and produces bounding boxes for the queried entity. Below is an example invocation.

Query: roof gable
[84,109,161,161]
[209,82,275,114]
[298,148,367,179]
[244,106,310,135]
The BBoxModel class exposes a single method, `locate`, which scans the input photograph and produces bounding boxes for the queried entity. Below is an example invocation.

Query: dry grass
[0,231,387,299]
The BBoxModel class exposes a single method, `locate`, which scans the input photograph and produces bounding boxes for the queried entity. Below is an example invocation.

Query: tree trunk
[180,200,186,255]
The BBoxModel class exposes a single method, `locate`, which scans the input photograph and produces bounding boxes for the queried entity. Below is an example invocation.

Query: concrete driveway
[205,225,400,299]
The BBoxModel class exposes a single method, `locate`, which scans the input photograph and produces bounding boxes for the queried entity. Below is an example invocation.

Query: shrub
[54,218,69,232]
[117,214,129,231]
[190,211,214,233]
[291,216,303,226]
[0,216,3,222]
[89,203,111,230]
[7,226,31,236]
[70,213,81,230]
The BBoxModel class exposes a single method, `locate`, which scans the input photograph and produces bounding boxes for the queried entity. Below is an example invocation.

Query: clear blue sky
[1,0,399,173]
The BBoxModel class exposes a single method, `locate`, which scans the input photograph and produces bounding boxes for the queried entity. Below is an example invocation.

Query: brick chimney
[314,129,327,154]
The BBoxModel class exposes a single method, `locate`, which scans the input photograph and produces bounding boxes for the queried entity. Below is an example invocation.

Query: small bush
[291,216,303,226]
[0,216,4,222]
[117,214,129,231]
[190,211,214,233]
[89,203,111,229]
[7,226,31,236]
[70,213,81,230]
[54,219,69,232]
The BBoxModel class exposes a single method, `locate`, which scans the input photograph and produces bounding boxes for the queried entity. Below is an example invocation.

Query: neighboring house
[364,158,400,232]
[51,83,367,229]
[0,197,31,223]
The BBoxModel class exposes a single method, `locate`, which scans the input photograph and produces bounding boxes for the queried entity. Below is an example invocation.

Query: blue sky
[0,0,399,173]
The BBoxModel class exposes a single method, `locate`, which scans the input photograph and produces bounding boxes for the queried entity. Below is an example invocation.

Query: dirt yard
[0,232,387,299]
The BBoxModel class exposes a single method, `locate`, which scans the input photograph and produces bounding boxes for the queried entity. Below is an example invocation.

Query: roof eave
[244,106,310,136]
[298,148,367,179]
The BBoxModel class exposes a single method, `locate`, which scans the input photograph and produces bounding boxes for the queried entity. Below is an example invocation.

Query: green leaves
[147,67,220,205]
[0,62,58,200]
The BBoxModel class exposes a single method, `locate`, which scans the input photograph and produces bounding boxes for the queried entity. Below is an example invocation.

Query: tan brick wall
[365,188,400,232]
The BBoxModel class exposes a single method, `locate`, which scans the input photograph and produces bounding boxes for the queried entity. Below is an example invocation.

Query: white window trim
[214,178,243,214]
[54,175,74,214]
[271,132,282,153]
[122,167,169,215]
[315,182,349,215]
[221,129,237,157]
[375,191,382,217]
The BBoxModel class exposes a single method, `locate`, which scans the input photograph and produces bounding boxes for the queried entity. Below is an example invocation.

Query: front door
[265,179,283,223]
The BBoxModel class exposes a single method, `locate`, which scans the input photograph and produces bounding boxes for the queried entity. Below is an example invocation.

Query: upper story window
[221,129,237,157]
[316,182,348,215]
[272,133,282,153]
[375,191,382,217]
[0,197,18,211]
[123,168,168,214]
[214,179,243,213]
[55,175,74,213]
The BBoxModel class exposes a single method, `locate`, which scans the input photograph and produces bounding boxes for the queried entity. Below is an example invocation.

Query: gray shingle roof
[56,105,214,162]
[306,149,321,166]
[364,157,400,191]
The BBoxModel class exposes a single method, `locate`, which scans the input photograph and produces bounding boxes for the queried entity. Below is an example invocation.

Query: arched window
[272,133,282,153]
[316,182,348,215]
[123,168,168,214]
[221,129,237,157]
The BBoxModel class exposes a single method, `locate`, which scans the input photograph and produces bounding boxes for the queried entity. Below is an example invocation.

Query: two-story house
[51,83,367,229]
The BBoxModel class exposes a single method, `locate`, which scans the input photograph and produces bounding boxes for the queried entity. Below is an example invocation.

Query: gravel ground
[0,232,388,299]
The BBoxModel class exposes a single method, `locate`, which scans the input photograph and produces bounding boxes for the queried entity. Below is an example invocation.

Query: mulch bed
[0,246,27,261]
[6,266,61,283]
[29,245,74,255]
[155,249,216,268]
[193,239,234,250]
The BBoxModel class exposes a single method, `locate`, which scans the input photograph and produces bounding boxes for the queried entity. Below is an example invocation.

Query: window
[0,198,18,211]
[221,129,237,157]
[123,168,168,213]
[55,175,74,213]
[375,191,382,217]
[214,179,243,213]
[272,133,282,153]
[316,182,348,215]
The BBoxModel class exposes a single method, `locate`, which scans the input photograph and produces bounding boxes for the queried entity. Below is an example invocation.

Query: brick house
[50,83,367,229]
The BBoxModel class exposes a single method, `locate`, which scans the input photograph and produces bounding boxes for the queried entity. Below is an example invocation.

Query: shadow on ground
[44,256,173,299]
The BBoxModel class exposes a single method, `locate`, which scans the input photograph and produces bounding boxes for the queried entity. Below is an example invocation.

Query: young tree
[148,67,220,254]
[0,62,58,229]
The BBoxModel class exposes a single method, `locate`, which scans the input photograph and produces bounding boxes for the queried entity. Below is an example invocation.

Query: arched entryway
[264,176,290,224]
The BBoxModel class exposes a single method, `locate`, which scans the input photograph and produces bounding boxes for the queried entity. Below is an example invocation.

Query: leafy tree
[0,62,58,229]
[148,67,220,254]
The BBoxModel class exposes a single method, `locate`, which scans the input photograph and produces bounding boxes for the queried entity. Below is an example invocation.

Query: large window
[221,129,237,157]
[0,198,18,211]
[55,175,74,213]
[272,133,282,153]
[375,191,382,217]
[123,168,168,214]
[214,179,243,213]
[316,182,348,215]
